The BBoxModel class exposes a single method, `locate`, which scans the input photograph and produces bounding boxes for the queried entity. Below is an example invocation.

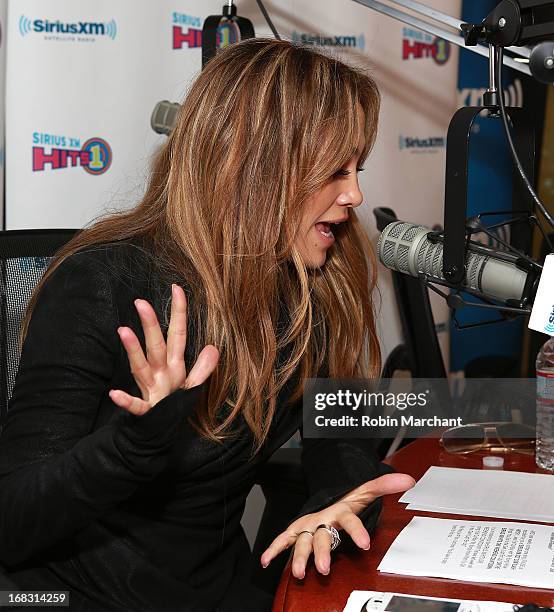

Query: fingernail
[323,569,330,576]
[262,563,268,569]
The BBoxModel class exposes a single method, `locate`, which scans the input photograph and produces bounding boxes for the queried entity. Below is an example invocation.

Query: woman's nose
[337,180,363,208]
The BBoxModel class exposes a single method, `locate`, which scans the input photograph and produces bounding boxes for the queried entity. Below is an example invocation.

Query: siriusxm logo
[19,16,117,40]
[545,304,554,335]
[291,31,365,51]
[399,135,445,151]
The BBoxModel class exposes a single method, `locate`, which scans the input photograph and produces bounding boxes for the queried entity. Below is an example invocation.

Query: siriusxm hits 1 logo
[32,132,112,175]
[172,12,202,49]
[402,27,450,64]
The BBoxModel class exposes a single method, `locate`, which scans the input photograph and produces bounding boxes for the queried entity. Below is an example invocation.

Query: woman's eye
[334,167,365,177]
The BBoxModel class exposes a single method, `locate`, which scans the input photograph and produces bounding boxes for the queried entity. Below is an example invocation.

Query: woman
[0,38,414,611]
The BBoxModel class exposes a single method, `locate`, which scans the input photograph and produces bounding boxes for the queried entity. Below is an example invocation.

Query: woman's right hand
[109,284,219,415]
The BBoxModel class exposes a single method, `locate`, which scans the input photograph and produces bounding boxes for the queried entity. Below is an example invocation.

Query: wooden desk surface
[272,437,554,612]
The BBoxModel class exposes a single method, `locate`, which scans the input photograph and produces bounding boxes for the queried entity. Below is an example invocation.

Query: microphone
[151,2,256,137]
[151,101,181,136]
[377,221,539,305]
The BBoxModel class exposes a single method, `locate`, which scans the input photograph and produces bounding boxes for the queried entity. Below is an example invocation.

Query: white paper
[378,516,554,589]
[529,253,554,335]
[399,466,554,522]
[343,591,517,612]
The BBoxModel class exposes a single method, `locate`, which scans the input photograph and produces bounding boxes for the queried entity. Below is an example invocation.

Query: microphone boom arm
[351,0,532,76]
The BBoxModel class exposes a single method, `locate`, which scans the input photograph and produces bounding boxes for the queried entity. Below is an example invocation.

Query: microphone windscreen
[151,101,181,136]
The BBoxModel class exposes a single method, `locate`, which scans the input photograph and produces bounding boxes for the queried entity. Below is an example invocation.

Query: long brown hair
[22,38,381,452]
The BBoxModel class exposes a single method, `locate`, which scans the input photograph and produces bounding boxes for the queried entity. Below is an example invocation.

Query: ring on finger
[315,524,341,551]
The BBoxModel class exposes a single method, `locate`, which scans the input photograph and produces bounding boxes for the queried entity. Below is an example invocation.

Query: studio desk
[273,437,554,612]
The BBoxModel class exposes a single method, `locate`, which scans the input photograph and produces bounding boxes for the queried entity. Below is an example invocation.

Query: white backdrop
[5,0,210,229]
[0,0,6,226]
[4,0,461,368]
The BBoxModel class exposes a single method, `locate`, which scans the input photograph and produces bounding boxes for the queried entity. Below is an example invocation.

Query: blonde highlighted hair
[22,38,382,453]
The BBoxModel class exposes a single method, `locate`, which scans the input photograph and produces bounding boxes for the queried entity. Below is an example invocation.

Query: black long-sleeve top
[0,240,392,611]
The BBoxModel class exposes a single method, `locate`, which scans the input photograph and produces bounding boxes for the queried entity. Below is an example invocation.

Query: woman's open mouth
[315,222,335,244]
[315,217,348,244]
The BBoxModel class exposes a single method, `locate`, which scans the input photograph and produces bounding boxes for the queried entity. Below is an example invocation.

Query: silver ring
[316,523,341,551]
[296,530,314,538]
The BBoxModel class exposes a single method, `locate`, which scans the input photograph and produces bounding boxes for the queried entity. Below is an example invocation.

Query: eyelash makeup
[334,167,365,177]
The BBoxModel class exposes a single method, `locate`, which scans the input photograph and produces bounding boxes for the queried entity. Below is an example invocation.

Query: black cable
[255,0,281,40]
[495,46,554,230]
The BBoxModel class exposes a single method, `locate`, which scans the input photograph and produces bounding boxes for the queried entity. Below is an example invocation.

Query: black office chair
[0,227,295,596]
[0,229,79,422]
[373,207,446,379]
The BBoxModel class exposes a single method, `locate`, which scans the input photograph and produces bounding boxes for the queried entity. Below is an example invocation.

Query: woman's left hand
[260,472,415,579]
